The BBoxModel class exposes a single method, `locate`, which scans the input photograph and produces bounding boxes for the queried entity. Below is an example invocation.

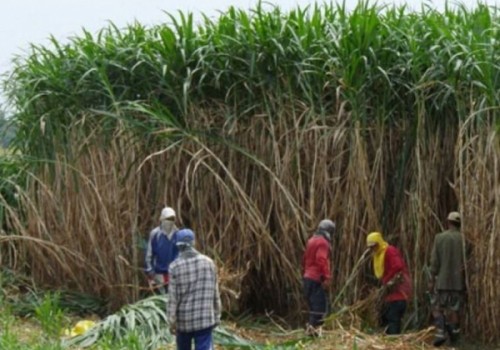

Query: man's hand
[146,272,155,282]
[321,279,330,290]
[379,283,390,297]
[147,275,157,289]
[427,279,435,293]
[387,273,402,289]
[169,322,176,335]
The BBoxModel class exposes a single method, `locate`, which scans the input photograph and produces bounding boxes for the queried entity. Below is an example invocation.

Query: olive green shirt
[430,228,465,291]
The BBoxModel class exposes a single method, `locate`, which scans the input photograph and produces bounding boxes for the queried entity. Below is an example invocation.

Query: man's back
[303,235,331,283]
[168,252,221,332]
[431,229,465,291]
[145,227,178,274]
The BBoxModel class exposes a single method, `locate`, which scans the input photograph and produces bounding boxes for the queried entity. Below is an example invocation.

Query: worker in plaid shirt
[168,228,221,350]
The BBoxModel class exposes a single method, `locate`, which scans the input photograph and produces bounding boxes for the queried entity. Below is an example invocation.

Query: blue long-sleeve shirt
[145,226,179,274]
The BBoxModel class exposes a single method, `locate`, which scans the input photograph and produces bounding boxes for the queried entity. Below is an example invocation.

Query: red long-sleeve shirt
[303,235,331,284]
[382,245,412,302]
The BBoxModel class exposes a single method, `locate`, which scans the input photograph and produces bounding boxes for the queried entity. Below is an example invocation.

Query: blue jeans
[176,326,213,350]
[303,278,329,327]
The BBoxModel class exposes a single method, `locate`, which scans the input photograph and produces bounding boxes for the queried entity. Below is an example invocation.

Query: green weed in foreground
[34,292,65,338]
[0,306,62,350]
[0,310,149,350]
[0,296,154,350]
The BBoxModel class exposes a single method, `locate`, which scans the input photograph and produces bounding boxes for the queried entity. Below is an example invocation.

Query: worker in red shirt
[302,219,336,336]
[366,231,412,335]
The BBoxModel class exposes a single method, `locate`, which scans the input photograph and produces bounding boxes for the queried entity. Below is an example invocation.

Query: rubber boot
[305,323,320,337]
[433,315,447,347]
[447,323,460,346]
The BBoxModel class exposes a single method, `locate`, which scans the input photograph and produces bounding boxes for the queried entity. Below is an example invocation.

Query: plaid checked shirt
[167,249,221,332]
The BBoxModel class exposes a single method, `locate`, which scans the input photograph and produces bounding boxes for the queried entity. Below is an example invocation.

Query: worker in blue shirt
[145,206,179,294]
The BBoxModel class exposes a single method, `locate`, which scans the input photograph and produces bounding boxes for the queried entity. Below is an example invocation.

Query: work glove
[169,322,176,335]
[321,279,330,290]
[386,273,402,290]
[147,276,156,286]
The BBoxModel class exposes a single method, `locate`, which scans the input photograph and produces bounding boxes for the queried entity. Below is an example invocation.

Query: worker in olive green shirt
[428,211,465,347]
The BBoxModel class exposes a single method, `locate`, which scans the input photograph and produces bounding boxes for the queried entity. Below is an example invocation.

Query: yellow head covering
[366,232,389,279]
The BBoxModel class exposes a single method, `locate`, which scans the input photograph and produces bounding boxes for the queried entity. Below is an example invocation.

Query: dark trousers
[303,278,329,327]
[380,300,407,334]
[176,327,213,350]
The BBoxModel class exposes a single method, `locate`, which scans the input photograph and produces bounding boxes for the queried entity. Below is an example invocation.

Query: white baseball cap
[160,207,176,220]
[447,211,460,224]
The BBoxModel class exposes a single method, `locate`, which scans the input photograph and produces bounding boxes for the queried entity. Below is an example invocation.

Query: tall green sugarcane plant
[2,1,500,343]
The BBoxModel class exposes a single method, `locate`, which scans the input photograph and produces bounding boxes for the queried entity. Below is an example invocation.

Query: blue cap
[176,229,195,246]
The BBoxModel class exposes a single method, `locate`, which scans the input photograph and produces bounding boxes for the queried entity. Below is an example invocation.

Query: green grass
[1,295,499,349]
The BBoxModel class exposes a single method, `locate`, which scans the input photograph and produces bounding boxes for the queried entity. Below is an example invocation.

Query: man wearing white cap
[429,211,465,347]
[144,206,179,294]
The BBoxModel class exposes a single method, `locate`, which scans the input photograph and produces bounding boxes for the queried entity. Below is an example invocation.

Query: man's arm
[167,265,178,333]
[429,237,439,290]
[316,243,331,288]
[213,264,222,326]
[145,230,156,275]
[383,247,404,285]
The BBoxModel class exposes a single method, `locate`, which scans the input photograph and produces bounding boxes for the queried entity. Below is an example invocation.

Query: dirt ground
[222,322,500,350]
[9,316,499,349]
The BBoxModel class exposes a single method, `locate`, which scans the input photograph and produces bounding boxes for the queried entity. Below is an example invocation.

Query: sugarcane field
[1,1,500,349]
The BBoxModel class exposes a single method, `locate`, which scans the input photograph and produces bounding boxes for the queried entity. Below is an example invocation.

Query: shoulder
[198,253,215,264]
[320,238,330,249]
[305,236,314,248]
[434,231,446,242]
[311,235,329,246]
[197,254,216,269]
[149,227,161,237]
[386,245,401,257]
[387,245,398,252]
[437,230,458,241]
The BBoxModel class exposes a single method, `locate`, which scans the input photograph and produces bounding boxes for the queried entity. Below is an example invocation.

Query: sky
[0,0,497,107]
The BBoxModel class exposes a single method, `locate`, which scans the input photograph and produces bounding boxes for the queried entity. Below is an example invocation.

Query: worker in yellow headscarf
[366,231,412,335]
[366,232,389,279]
